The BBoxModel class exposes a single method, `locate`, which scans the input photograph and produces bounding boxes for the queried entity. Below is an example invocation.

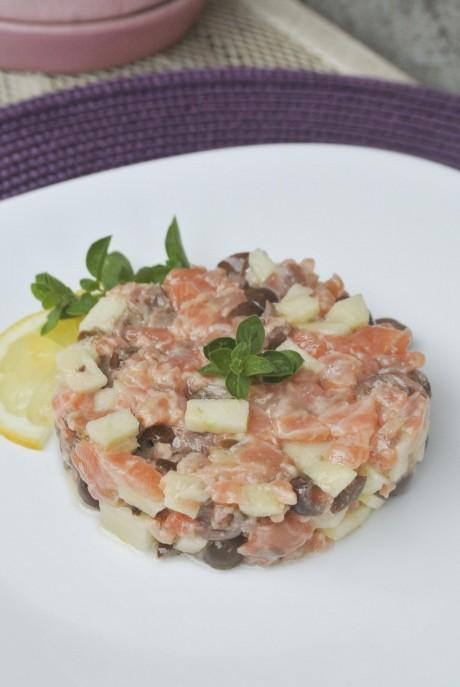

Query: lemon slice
[0,312,80,449]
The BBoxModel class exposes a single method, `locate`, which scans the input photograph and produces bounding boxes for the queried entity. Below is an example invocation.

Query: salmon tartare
[53,248,430,568]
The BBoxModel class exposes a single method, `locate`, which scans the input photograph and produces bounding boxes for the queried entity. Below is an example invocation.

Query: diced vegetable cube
[246,249,276,286]
[99,501,156,552]
[239,483,285,517]
[277,338,325,373]
[185,399,249,434]
[161,472,208,519]
[325,295,369,331]
[276,284,320,325]
[175,535,207,554]
[302,461,357,497]
[56,343,107,393]
[300,321,352,336]
[283,441,332,472]
[80,295,128,334]
[323,505,371,541]
[86,409,139,450]
[118,485,164,518]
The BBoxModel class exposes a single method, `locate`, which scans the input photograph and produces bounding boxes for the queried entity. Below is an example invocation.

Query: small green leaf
[279,350,304,375]
[101,252,134,290]
[65,293,99,316]
[203,337,236,360]
[86,236,111,280]
[31,273,74,309]
[208,348,232,375]
[225,372,250,399]
[135,265,168,284]
[80,278,99,292]
[261,350,295,382]
[236,315,265,353]
[165,217,190,269]
[199,362,222,376]
[41,306,62,335]
[230,342,250,375]
[244,354,275,377]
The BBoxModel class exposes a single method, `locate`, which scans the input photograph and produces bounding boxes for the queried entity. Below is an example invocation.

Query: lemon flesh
[0,312,80,449]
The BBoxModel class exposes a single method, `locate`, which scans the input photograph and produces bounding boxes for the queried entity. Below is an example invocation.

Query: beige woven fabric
[0,0,409,105]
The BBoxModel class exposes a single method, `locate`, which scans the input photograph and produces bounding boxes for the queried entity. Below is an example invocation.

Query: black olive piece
[203,535,246,570]
[196,500,214,525]
[217,252,249,276]
[408,369,432,398]
[155,459,177,473]
[390,472,414,497]
[375,317,408,331]
[138,424,175,449]
[77,477,99,510]
[265,326,290,350]
[131,506,142,516]
[368,313,375,325]
[157,543,180,558]
[331,475,367,513]
[228,287,279,318]
[228,300,264,317]
[291,476,328,516]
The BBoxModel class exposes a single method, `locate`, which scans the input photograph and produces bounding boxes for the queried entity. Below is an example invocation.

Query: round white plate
[0,145,458,687]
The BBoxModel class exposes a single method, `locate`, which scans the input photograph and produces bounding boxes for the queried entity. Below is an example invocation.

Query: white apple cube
[360,493,385,509]
[94,387,118,412]
[185,399,249,434]
[325,295,369,331]
[80,295,128,334]
[276,284,320,325]
[300,321,352,336]
[283,441,332,472]
[389,432,413,482]
[362,466,389,495]
[118,485,164,518]
[239,483,285,517]
[86,409,139,450]
[324,505,371,541]
[99,500,156,552]
[246,249,276,286]
[161,472,208,519]
[313,509,347,529]
[56,343,107,393]
[277,338,325,373]
[175,535,207,554]
[303,461,357,497]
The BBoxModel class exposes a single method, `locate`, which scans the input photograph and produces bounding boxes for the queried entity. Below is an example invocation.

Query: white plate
[0,144,458,687]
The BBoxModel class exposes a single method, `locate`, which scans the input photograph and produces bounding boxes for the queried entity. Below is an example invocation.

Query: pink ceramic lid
[0,0,169,23]
[0,0,206,73]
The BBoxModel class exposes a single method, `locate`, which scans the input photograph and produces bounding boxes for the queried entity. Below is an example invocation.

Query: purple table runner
[1,68,459,200]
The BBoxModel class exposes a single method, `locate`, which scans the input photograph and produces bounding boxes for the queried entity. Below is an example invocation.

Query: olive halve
[137,424,175,452]
[408,369,432,398]
[217,252,249,276]
[77,477,99,510]
[331,475,367,513]
[375,317,408,331]
[265,325,290,350]
[389,472,414,497]
[228,300,264,317]
[203,535,246,570]
[228,287,279,318]
[157,543,180,558]
[291,476,328,516]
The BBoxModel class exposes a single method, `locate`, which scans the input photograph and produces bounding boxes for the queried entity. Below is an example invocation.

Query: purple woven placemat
[1,67,460,200]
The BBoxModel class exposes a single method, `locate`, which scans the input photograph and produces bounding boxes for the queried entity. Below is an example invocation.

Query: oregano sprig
[30,216,189,335]
[199,315,303,399]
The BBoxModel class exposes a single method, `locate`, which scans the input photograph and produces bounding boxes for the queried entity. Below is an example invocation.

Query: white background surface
[0,144,458,687]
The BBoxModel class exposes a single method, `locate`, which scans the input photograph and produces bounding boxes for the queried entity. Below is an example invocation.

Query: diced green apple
[80,295,128,334]
[246,249,276,286]
[325,295,369,331]
[277,338,325,373]
[161,472,208,519]
[185,399,249,434]
[86,409,139,450]
[359,493,385,509]
[276,285,320,325]
[389,432,413,482]
[283,441,332,472]
[361,466,390,495]
[56,343,107,393]
[300,321,352,336]
[323,504,371,541]
[118,485,164,518]
[313,509,347,529]
[99,500,156,552]
[302,461,357,498]
[175,535,207,554]
[239,483,285,517]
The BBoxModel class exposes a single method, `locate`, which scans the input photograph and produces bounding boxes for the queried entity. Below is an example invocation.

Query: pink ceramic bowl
[0,0,206,73]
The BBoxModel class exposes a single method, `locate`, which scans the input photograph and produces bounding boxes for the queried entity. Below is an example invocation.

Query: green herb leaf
[198,362,222,376]
[208,348,232,375]
[101,251,134,290]
[165,217,190,269]
[225,372,250,399]
[41,306,63,335]
[203,337,236,360]
[31,273,74,310]
[80,278,99,292]
[86,236,111,280]
[135,265,168,284]
[244,354,275,377]
[65,293,99,316]
[230,342,250,375]
[262,350,303,382]
[236,315,265,353]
